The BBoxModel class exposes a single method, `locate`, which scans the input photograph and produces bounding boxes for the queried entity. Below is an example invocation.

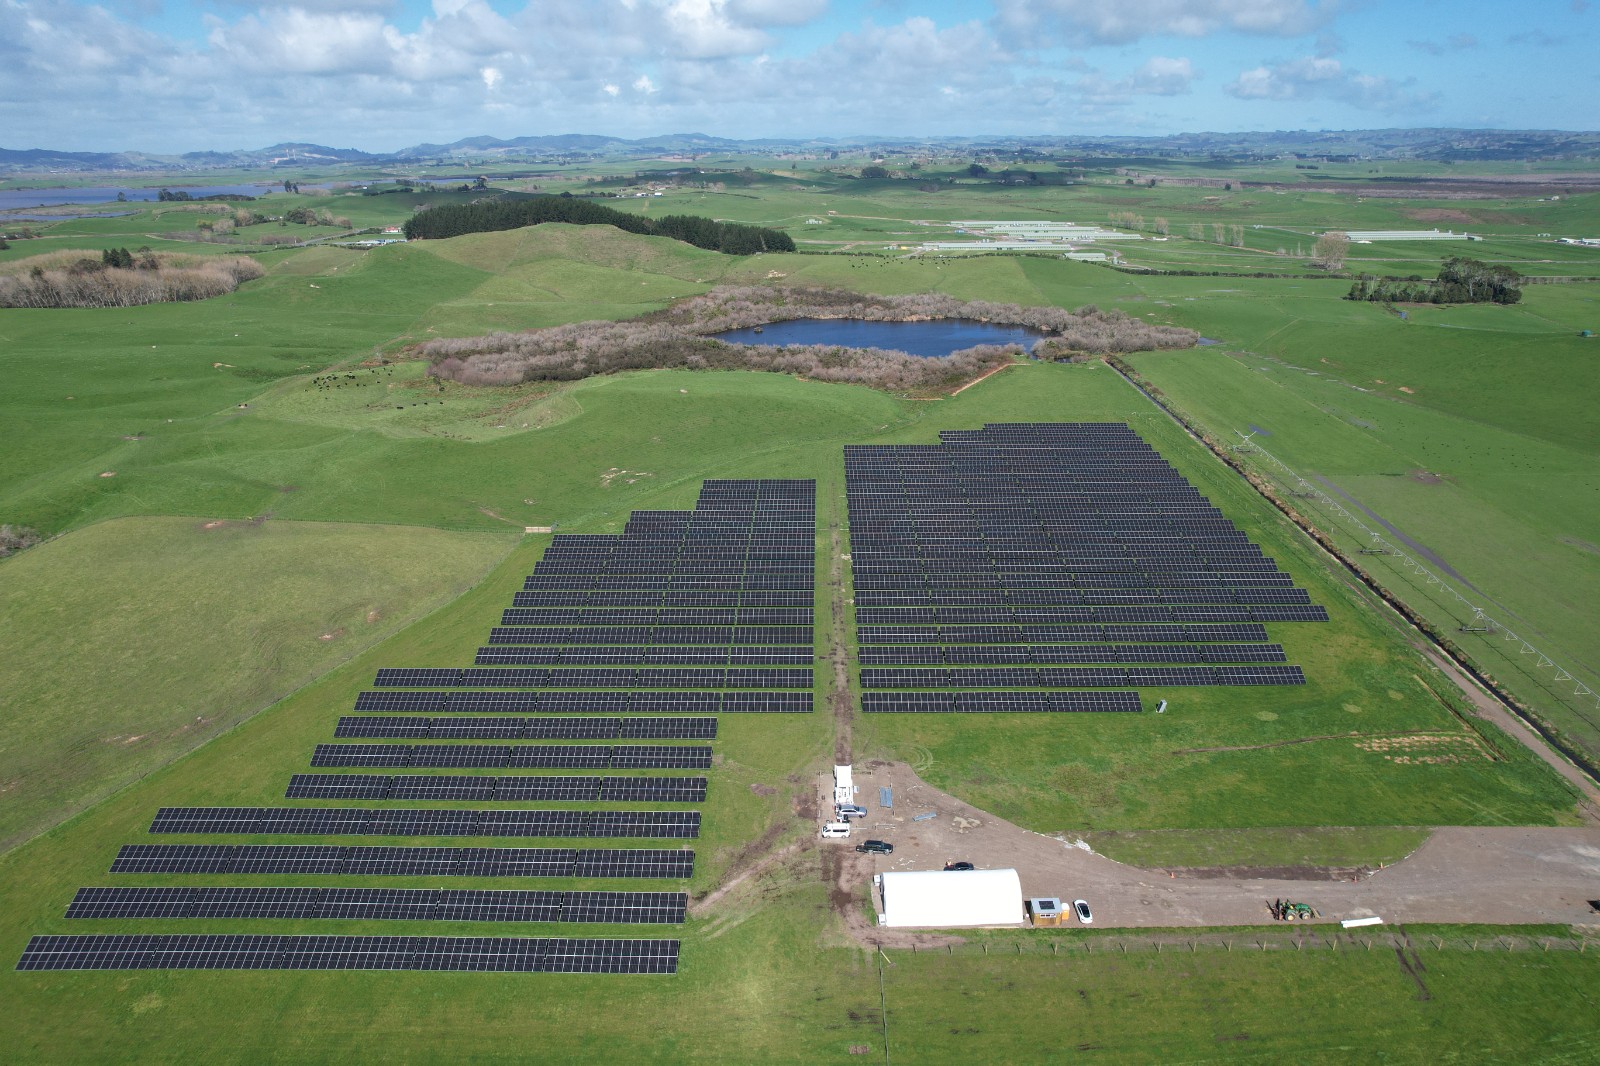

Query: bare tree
[1312,230,1350,271]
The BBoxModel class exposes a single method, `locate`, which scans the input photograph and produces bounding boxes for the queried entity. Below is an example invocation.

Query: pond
[711,318,1046,357]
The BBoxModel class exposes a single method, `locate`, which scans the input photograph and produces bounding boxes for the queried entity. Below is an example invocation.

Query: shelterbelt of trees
[0,248,264,308]
[402,194,795,254]
[1347,256,1524,305]
[420,285,1197,392]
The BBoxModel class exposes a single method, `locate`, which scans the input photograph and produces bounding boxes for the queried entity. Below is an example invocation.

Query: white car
[1073,899,1093,925]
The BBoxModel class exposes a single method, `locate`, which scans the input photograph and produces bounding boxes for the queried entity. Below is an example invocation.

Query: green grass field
[3,168,1598,1062]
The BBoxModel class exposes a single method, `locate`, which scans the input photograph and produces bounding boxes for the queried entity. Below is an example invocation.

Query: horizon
[2,0,1595,154]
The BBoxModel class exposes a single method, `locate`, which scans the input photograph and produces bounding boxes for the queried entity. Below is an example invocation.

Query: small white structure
[833,764,854,808]
[1340,229,1474,242]
[875,869,1025,928]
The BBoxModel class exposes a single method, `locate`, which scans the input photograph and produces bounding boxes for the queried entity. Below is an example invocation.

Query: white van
[820,822,852,839]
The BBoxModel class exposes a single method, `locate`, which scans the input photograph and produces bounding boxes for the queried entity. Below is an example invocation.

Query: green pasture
[1127,282,1600,755]
[0,517,515,851]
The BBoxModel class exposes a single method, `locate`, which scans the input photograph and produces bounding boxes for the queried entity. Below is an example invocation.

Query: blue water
[0,176,487,212]
[712,318,1045,357]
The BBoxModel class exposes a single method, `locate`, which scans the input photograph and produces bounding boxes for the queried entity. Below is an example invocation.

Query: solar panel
[146,808,701,838]
[16,935,679,973]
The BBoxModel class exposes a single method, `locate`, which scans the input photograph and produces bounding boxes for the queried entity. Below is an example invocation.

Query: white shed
[875,869,1025,928]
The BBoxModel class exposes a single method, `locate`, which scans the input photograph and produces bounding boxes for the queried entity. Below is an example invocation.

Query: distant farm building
[874,869,1025,928]
[1339,229,1478,242]
[1557,237,1600,246]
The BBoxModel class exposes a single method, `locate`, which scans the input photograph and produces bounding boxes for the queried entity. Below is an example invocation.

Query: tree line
[401,194,795,254]
[1346,256,1523,305]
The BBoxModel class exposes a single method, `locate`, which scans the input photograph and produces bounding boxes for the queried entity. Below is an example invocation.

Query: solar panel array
[17,481,817,976]
[110,845,695,879]
[17,935,680,973]
[844,424,1322,712]
[66,887,687,924]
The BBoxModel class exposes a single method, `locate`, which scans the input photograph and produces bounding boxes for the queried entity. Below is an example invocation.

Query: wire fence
[885,930,1600,957]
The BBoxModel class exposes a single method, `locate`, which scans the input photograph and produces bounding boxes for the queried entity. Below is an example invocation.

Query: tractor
[1269,899,1319,921]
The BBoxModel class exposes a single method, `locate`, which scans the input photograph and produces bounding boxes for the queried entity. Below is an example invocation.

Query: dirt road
[820,762,1600,934]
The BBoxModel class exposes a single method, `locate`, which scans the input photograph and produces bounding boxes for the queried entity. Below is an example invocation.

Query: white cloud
[995,0,1331,46]
[603,82,621,96]
[1077,56,1197,102]
[663,0,771,58]
[1226,55,1433,112]
[481,65,501,90]
[633,73,658,93]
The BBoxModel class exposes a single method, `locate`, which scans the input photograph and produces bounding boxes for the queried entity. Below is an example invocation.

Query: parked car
[855,839,894,855]
[1073,899,1093,925]
[836,804,868,819]
[820,822,852,839]
[944,861,975,871]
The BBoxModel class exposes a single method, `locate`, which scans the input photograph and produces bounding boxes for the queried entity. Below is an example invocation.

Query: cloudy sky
[2,0,1594,152]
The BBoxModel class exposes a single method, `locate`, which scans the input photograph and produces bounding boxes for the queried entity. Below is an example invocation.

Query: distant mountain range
[2,129,1597,173]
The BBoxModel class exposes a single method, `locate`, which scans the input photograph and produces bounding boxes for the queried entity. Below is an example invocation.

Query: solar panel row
[311,743,713,770]
[861,691,1142,713]
[67,887,688,924]
[857,623,1270,644]
[284,774,708,803]
[148,808,702,839]
[371,667,814,689]
[353,691,811,714]
[110,844,694,879]
[486,626,813,645]
[474,646,814,666]
[333,716,719,740]
[16,935,679,973]
[859,643,1287,665]
[860,665,1305,688]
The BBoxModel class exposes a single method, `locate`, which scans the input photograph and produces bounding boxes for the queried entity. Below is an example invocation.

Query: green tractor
[1269,900,1319,921]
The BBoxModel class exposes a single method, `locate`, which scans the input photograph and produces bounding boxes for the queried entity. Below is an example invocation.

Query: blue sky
[0,0,1594,153]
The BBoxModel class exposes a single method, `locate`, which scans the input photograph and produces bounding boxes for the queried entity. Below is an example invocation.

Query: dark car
[944,861,975,871]
[855,839,894,855]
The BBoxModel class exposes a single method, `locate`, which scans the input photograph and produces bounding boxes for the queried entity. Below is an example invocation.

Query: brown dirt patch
[199,520,227,531]
[1404,208,1474,223]
[749,783,777,797]
[365,610,382,624]
[1410,470,1446,484]
[317,628,346,642]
